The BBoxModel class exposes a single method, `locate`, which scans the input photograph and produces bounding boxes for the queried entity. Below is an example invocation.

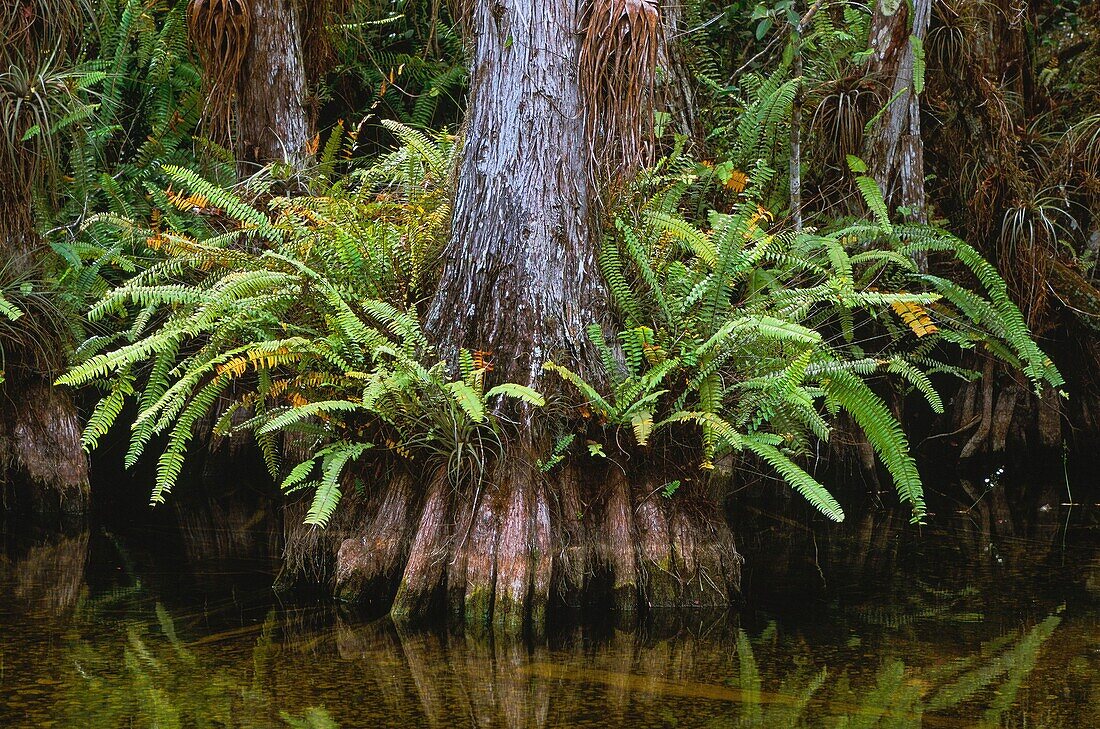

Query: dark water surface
[1,515,1098,728]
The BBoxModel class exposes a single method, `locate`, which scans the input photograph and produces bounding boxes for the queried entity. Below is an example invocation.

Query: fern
[824,370,925,522]
[743,434,845,522]
[304,442,373,527]
[855,175,893,233]
[484,383,546,407]
[911,35,926,95]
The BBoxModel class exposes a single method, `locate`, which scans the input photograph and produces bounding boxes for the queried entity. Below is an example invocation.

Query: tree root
[0,379,88,516]
[284,451,743,628]
[391,469,452,622]
[334,472,416,605]
[601,468,639,613]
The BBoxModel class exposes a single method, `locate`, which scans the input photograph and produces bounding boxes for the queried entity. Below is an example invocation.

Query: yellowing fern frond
[890,299,939,337]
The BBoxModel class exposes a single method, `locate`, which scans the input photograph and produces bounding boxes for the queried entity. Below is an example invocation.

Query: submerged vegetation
[1,0,1097,625]
[0,536,1084,728]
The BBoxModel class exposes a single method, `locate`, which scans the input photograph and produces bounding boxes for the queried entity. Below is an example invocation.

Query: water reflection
[0,528,89,616]
[1,595,1096,725]
[1,526,1098,727]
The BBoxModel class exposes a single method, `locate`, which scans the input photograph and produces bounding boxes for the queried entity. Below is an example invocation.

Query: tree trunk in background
[659,4,700,142]
[237,0,311,167]
[0,188,89,517]
[865,0,931,258]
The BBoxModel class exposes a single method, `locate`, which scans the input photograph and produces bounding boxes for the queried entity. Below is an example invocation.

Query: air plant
[0,261,70,375]
[927,0,981,74]
[0,0,92,189]
[1065,113,1100,177]
[998,188,1078,324]
[809,75,877,169]
[1,0,91,56]
[999,189,1077,256]
[0,52,87,191]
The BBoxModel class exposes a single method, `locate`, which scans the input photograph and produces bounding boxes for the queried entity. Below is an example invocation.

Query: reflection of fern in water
[713,610,1062,728]
[58,596,337,728]
[843,583,983,630]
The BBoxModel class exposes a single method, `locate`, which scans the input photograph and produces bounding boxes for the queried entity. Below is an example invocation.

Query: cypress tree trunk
[326,1,743,629]
[236,0,311,167]
[426,5,606,393]
[422,5,609,629]
[0,185,89,516]
[865,0,931,242]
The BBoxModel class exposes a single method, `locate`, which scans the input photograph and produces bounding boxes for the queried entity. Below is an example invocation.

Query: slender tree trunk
[790,26,804,232]
[236,0,311,167]
[789,2,825,231]
[865,0,931,265]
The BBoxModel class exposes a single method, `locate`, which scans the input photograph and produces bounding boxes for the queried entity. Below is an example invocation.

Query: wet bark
[865,0,931,259]
[425,1,608,394]
[334,471,417,606]
[236,0,311,168]
[0,184,89,515]
[391,469,453,622]
[0,380,89,515]
[310,457,742,629]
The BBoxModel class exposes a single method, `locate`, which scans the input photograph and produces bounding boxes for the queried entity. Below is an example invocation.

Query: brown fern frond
[890,299,939,337]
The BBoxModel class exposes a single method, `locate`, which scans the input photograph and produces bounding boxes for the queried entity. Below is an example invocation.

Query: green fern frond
[484,383,546,407]
[447,381,486,423]
[304,442,373,527]
[742,434,845,522]
[823,370,925,522]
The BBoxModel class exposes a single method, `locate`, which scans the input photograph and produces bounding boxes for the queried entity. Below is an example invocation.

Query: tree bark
[0,376,89,516]
[658,3,700,142]
[865,0,931,257]
[236,0,311,168]
[298,0,744,628]
[789,2,826,231]
[426,2,608,396]
[0,187,89,516]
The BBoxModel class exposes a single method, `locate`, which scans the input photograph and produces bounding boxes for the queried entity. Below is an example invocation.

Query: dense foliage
[3,0,1096,545]
[58,124,1059,529]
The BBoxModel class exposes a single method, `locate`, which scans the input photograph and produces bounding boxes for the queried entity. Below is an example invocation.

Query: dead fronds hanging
[579,0,662,180]
[2,0,89,60]
[187,0,252,142]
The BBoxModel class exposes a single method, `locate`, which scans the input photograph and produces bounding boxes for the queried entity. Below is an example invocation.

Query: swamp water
[1,505,1097,728]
